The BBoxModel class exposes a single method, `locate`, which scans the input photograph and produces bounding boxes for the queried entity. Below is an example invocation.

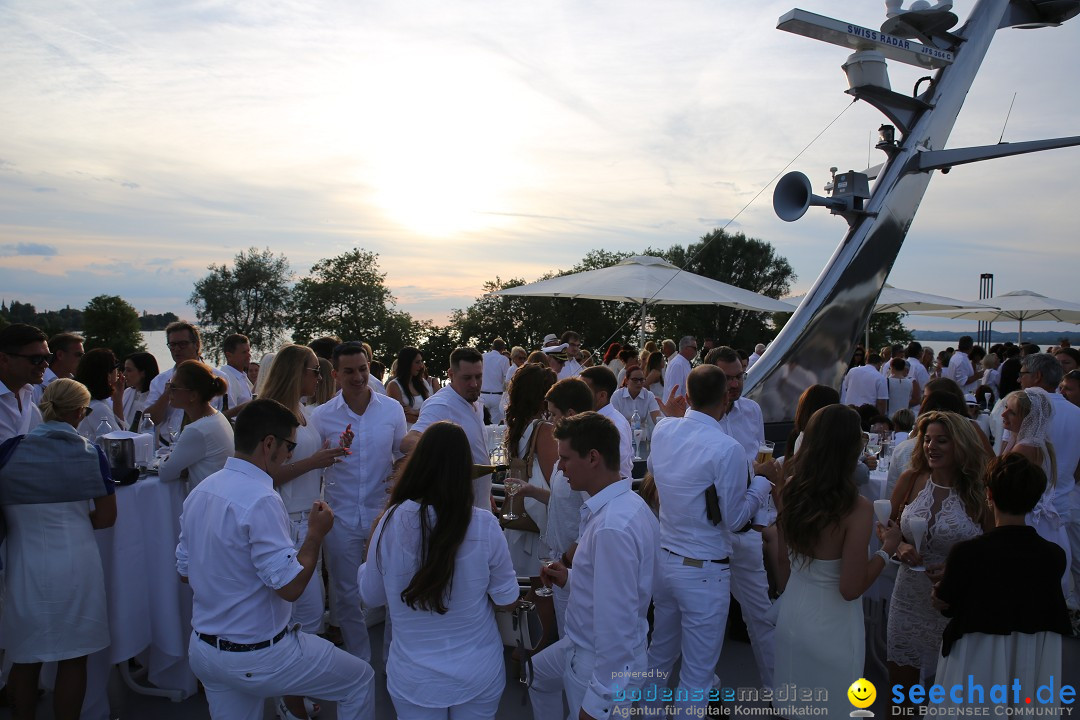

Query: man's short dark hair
[905,341,923,357]
[0,323,48,353]
[491,337,507,352]
[957,335,974,351]
[223,333,250,354]
[686,365,728,409]
[580,366,617,399]
[705,345,739,366]
[332,341,368,369]
[545,378,593,415]
[234,398,300,455]
[450,347,483,369]
[165,321,201,349]
[867,353,882,365]
[553,411,620,473]
[560,331,581,344]
[890,343,905,356]
[309,336,341,361]
[48,332,84,355]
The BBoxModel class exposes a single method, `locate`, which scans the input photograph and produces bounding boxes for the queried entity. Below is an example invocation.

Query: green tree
[650,229,795,350]
[83,295,145,358]
[868,311,913,351]
[416,321,460,381]
[291,249,415,360]
[189,248,293,362]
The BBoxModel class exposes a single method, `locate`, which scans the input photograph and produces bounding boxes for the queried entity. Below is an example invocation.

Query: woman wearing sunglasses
[257,344,348,720]
[158,360,233,491]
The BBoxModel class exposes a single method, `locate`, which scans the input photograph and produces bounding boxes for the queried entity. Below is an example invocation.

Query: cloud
[0,242,58,256]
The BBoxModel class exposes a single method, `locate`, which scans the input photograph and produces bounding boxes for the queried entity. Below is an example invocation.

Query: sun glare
[349,50,528,238]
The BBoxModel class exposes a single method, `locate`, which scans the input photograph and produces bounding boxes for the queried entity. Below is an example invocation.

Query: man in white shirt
[645,365,774,712]
[177,399,373,720]
[504,346,527,389]
[664,336,697,400]
[706,346,779,689]
[403,347,491,508]
[558,331,587,380]
[580,366,634,480]
[146,322,226,431]
[746,343,766,369]
[480,337,511,424]
[904,341,931,392]
[841,353,889,414]
[31,332,83,404]
[1020,353,1080,606]
[0,324,48,442]
[218,333,254,417]
[530,411,659,720]
[945,336,985,393]
[310,342,407,662]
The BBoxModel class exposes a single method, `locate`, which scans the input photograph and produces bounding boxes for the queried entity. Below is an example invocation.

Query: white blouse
[158,412,233,489]
[276,408,323,514]
[358,501,518,707]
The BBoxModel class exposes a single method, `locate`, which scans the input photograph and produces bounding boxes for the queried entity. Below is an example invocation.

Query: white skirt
[935,632,1062,710]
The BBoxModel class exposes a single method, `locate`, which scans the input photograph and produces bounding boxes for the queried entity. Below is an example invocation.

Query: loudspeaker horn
[773,171,841,222]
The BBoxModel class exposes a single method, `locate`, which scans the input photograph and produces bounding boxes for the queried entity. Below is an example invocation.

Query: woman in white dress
[501,362,559,576]
[157,360,233,489]
[74,348,126,435]
[0,379,116,720]
[773,405,901,719]
[888,411,992,691]
[121,351,159,430]
[259,344,348,720]
[387,346,431,428]
[932,454,1070,712]
[359,422,519,719]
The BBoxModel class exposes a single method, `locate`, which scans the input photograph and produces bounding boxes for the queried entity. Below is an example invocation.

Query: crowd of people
[0,320,1077,720]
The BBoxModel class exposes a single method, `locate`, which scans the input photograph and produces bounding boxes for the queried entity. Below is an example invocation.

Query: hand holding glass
[535,556,556,597]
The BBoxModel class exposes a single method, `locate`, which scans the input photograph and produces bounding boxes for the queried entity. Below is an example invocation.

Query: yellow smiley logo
[848,678,876,709]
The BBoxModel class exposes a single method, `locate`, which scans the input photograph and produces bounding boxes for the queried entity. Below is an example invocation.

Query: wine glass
[503,468,523,520]
[535,556,556,597]
[166,419,180,447]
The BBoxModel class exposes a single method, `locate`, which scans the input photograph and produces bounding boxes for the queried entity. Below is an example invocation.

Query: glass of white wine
[503,468,524,520]
[535,556,556,597]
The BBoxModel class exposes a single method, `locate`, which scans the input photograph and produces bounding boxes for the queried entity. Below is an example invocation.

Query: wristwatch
[874,549,891,564]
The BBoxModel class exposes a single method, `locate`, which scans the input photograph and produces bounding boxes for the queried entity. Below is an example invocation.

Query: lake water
[142,330,172,370]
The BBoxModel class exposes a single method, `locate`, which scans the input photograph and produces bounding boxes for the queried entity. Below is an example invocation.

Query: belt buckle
[681,557,704,568]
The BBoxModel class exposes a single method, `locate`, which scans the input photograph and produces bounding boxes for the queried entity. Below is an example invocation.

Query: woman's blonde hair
[259,344,316,420]
[909,411,991,523]
[40,378,91,423]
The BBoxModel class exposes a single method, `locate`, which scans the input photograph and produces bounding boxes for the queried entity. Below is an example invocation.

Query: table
[83,474,197,719]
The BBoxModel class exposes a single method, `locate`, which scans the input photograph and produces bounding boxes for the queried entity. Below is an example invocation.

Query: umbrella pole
[1018,319,1022,345]
[639,302,646,349]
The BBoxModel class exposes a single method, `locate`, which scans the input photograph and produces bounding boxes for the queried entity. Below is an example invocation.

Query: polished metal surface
[747,0,1069,424]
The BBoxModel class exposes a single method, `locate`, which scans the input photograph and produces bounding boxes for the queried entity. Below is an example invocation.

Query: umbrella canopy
[913,289,1080,342]
[492,255,795,346]
[493,255,796,310]
[783,284,995,349]
[784,283,994,314]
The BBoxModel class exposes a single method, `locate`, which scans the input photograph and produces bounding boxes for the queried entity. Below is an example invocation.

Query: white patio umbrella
[783,283,995,348]
[492,255,796,346]
[913,289,1080,343]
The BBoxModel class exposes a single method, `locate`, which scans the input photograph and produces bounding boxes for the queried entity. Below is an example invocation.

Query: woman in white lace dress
[501,362,559,576]
[887,411,993,690]
[1000,388,1070,585]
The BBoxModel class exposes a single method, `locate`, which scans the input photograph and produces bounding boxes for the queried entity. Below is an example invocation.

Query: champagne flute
[503,468,524,520]
[535,556,556,597]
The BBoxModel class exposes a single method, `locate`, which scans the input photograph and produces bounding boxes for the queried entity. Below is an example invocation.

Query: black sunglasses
[3,351,49,366]
[274,436,298,453]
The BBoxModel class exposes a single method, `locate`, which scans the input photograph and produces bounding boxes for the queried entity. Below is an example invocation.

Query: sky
[2,0,1079,336]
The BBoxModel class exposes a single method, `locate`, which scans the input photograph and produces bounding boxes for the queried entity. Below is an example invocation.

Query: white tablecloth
[84,474,197,719]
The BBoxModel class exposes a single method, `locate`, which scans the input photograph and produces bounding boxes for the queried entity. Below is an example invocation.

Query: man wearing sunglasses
[178,399,373,719]
[0,323,49,443]
[146,321,227,431]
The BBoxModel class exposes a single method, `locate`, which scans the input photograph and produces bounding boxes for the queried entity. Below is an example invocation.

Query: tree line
[4,227,915,370]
